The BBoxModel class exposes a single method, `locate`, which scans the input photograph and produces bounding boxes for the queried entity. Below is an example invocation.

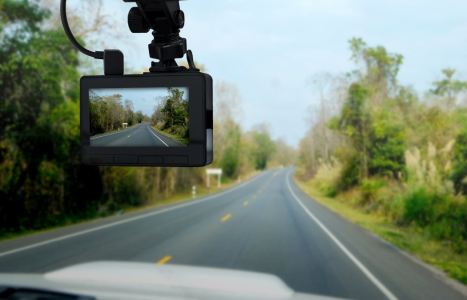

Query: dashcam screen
[89,87,189,147]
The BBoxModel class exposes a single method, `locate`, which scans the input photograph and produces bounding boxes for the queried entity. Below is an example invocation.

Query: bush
[451,129,467,195]
[403,188,467,253]
[403,189,438,227]
[361,179,387,206]
[339,156,360,191]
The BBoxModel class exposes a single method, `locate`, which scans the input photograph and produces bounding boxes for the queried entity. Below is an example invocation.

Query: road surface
[0,169,466,300]
[90,123,185,147]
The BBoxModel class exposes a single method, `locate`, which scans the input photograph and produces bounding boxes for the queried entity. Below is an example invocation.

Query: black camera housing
[80,72,213,167]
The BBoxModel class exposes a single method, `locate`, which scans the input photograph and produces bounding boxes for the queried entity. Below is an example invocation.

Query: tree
[160,88,186,128]
[0,0,91,232]
[349,37,403,110]
[250,124,276,170]
[221,122,241,177]
[212,81,245,176]
[102,94,124,130]
[272,137,297,167]
[430,68,467,111]
[136,110,144,123]
[367,113,406,177]
[339,83,370,181]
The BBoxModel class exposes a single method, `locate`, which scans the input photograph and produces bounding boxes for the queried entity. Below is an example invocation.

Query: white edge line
[146,124,168,147]
[149,129,169,147]
[147,124,186,147]
[0,170,270,258]
[285,170,398,300]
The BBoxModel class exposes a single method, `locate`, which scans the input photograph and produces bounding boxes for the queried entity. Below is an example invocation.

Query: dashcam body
[80,72,213,167]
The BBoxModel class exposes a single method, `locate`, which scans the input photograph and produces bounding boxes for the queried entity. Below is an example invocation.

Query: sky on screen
[78,0,467,147]
[92,87,189,116]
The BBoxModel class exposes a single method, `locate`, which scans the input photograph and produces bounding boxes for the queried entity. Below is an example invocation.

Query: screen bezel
[80,73,207,166]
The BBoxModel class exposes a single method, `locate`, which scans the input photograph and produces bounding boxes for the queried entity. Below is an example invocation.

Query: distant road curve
[90,123,185,147]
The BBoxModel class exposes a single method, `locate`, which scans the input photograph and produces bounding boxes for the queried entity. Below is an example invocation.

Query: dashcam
[80,73,213,166]
[60,0,213,167]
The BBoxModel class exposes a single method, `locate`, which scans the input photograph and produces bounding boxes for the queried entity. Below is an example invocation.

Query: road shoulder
[149,124,188,146]
[294,176,467,295]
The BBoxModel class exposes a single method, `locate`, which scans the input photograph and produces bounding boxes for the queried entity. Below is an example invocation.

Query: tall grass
[317,141,467,253]
[313,158,342,197]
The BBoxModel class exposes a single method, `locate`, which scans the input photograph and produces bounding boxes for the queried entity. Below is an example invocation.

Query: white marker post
[206,169,222,189]
[192,186,196,198]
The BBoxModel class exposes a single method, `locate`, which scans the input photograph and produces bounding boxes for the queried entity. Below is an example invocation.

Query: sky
[71,0,467,147]
[91,87,189,116]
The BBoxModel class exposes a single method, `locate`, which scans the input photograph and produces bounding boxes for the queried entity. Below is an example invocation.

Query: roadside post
[192,186,196,198]
[206,169,222,189]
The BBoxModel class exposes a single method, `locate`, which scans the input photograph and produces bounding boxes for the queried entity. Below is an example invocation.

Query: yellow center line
[128,135,130,137]
[244,201,248,206]
[221,214,231,222]
[253,195,256,198]
[157,256,172,264]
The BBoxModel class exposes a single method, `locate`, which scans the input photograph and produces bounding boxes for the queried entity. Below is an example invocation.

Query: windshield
[1,1,467,300]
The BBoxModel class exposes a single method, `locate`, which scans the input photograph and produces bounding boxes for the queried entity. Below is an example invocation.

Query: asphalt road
[90,123,185,147]
[0,169,466,300]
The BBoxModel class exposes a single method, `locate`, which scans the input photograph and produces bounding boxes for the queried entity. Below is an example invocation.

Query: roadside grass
[0,175,258,243]
[150,124,189,146]
[295,178,467,285]
[90,123,139,137]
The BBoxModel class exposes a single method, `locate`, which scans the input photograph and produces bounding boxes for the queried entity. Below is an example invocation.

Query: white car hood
[0,261,347,300]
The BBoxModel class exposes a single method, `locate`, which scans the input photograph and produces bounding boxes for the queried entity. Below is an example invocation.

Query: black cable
[60,0,103,59]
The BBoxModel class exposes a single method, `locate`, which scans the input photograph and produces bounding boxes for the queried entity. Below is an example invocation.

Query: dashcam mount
[60,0,199,75]
[125,0,197,73]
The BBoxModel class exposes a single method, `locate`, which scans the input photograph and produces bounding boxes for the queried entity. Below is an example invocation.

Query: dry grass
[150,124,189,146]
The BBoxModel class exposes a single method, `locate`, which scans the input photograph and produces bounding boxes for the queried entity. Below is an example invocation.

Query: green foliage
[368,114,406,177]
[251,130,276,170]
[89,93,136,134]
[127,110,134,126]
[361,179,387,205]
[338,82,370,180]
[303,37,467,254]
[161,88,187,130]
[136,111,143,123]
[339,83,369,136]
[349,37,403,99]
[430,68,467,99]
[451,129,467,195]
[403,189,467,253]
[0,0,47,35]
[339,155,360,190]
[89,100,104,135]
[221,124,241,177]
[0,0,81,211]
